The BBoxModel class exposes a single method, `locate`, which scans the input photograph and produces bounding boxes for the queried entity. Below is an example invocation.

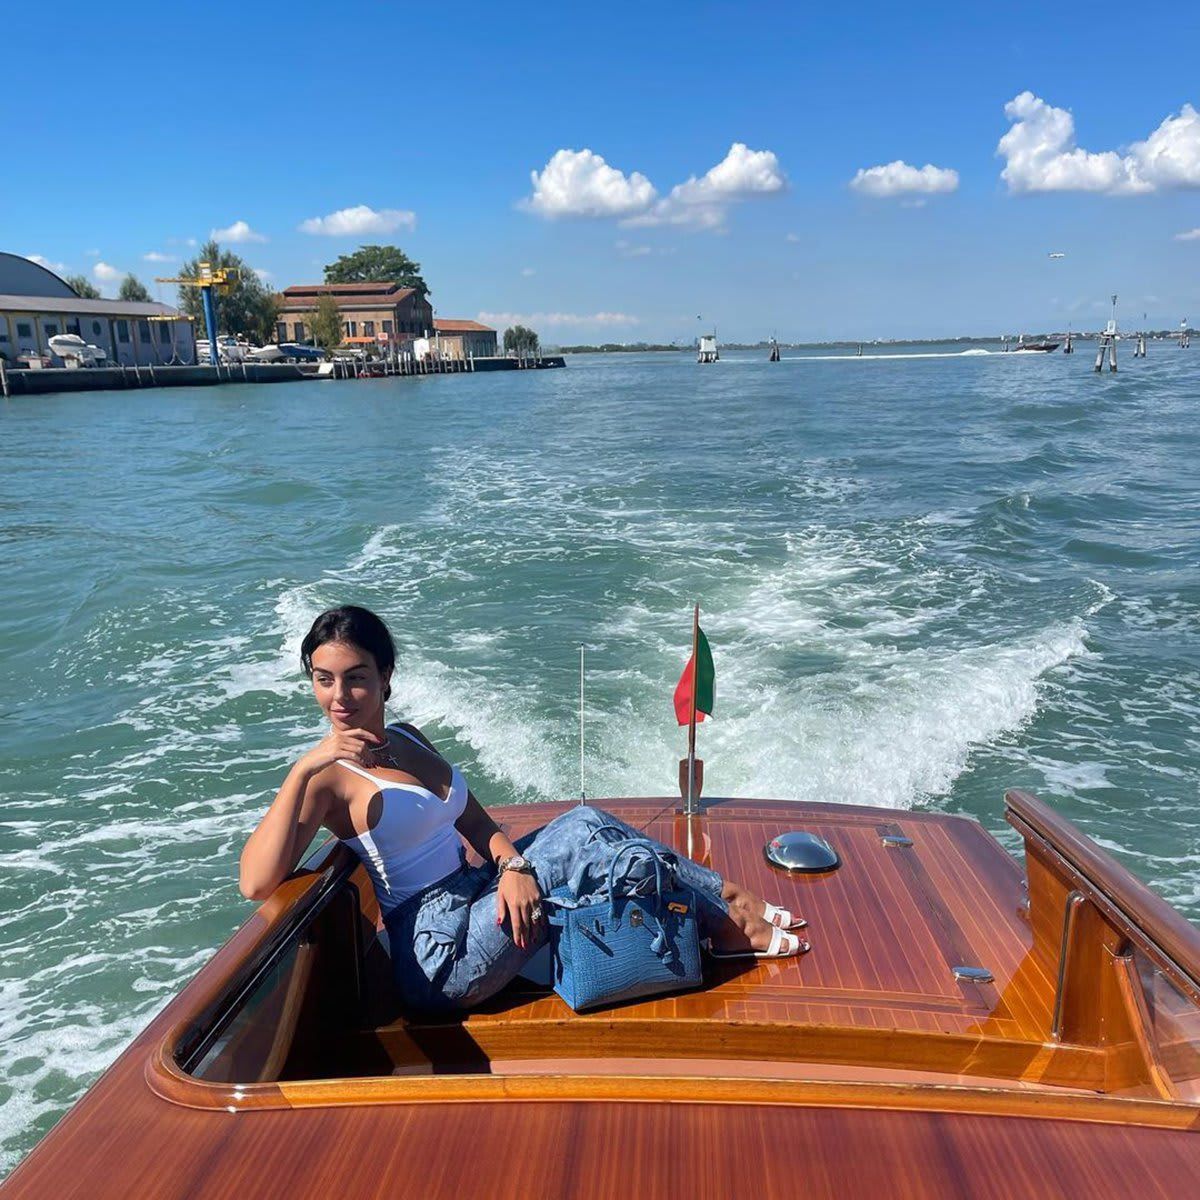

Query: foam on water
[778,349,999,362]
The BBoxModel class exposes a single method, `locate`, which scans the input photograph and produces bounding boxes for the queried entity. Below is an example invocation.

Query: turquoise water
[1,345,1198,1171]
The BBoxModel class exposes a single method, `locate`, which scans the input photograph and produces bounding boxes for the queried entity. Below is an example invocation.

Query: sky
[6,1,1200,342]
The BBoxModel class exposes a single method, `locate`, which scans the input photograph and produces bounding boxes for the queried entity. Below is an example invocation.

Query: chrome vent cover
[764,831,840,874]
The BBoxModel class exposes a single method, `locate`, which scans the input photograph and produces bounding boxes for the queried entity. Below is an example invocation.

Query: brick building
[276,282,433,347]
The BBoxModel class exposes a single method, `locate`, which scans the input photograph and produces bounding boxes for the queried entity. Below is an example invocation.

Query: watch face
[505,855,530,872]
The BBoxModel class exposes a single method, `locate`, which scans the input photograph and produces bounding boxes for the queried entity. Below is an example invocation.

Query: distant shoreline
[555,331,1192,354]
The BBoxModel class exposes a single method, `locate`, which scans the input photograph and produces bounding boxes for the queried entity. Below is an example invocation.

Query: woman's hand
[299,727,383,777]
[497,869,543,950]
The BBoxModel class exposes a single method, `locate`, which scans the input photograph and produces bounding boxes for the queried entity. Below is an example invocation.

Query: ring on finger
[530,904,543,921]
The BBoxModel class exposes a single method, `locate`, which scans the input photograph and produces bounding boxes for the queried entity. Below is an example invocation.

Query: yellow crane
[155,262,240,363]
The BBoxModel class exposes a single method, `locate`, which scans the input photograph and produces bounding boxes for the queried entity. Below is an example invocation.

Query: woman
[240,606,808,1012]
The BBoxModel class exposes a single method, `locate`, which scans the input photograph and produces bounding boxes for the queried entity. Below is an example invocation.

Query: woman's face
[309,640,390,730]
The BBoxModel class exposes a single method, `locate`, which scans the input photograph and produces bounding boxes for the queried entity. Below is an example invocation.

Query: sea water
[1,345,1197,1172]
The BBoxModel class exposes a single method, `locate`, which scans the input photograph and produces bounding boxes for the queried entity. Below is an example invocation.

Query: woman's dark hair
[301,606,396,701]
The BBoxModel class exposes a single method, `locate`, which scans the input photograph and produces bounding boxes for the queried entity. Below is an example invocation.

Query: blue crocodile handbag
[546,838,703,1012]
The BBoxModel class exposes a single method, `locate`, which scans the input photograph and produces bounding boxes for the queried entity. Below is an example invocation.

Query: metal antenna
[578,644,586,804]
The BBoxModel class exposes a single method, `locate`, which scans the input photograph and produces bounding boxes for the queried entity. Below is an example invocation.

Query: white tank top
[336,726,469,914]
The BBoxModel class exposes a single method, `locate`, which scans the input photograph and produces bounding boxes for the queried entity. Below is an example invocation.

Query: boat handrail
[1006,789,1200,999]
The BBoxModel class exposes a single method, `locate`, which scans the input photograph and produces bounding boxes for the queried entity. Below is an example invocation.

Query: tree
[309,294,343,353]
[323,245,428,298]
[176,241,280,343]
[118,275,153,303]
[66,274,100,299]
[503,324,540,354]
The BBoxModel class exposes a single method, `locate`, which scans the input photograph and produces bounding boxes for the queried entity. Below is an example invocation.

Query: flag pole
[686,602,699,815]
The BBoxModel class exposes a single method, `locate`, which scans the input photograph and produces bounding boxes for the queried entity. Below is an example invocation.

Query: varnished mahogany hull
[3,795,1199,1198]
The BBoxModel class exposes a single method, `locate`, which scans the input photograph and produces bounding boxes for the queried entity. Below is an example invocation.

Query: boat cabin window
[116,320,129,344]
[138,320,151,342]
[158,322,171,344]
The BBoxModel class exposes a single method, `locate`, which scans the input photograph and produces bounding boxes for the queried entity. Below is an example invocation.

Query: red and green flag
[674,623,715,726]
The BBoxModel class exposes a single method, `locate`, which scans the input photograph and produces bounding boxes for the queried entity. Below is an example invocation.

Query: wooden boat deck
[361,800,1079,1088]
[476,801,1049,1037]
[4,793,1200,1198]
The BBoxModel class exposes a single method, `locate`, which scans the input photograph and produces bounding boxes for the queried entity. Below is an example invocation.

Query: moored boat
[46,333,107,367]
[3,785,1199,1197]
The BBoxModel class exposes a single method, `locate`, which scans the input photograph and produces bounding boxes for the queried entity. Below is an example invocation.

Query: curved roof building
[0,252,195,366]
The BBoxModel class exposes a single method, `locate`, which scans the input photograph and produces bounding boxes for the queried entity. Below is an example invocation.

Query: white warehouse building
[0,253,196,367]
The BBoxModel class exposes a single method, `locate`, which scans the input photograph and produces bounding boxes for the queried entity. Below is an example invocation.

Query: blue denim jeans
[383,805,727,1013]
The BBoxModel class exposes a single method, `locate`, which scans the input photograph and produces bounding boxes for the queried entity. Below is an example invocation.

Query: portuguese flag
[674,619,715,726]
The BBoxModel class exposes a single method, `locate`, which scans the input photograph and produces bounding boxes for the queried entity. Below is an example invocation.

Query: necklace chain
[365,739,405,770]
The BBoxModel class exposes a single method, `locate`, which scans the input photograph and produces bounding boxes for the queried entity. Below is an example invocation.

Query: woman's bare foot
[705,902,778,955]
[721,881,805,930]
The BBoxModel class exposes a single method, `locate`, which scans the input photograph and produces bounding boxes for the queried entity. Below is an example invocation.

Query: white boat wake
[778,348,995,362]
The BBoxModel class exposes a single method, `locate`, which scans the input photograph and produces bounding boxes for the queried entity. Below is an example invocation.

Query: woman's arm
[456,793,542,950]
[404,723,542,948]
[455,792,518,867]
[238,761,329,901]
[238,726,381,901]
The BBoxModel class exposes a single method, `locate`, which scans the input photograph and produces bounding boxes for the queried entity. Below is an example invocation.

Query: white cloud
[143,251,174,262]
[523,143,786,231]
[524,148,657,218]
[297,205,416,236]
[521,267,536,276]
[25,254,66,272]
[850,160,959,197]
[998,92,1200,194]
[253,267,273,281]
[1130,105,1200,188]
[628,143,787,229]
[785,232,801,242]
[478,310,639,329]
[1175,227,1200,241]
[186,237,198,247]
[93,262,123,283]
[84,248,100,257]
[210,219,268,243]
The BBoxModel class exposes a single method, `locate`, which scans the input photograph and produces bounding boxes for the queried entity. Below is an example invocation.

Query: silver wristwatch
[497,854,534,875]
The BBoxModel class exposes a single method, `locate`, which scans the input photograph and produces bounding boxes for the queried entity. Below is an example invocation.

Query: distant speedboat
[47,333,106,367]
[1013,334,1060,353]
[697,334,719,364]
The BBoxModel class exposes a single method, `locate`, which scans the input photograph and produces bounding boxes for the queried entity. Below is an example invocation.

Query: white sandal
[707,927,810,960]
[762,902,807,931]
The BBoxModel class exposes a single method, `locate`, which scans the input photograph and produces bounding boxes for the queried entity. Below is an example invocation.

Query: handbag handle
[605,839,667,919]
